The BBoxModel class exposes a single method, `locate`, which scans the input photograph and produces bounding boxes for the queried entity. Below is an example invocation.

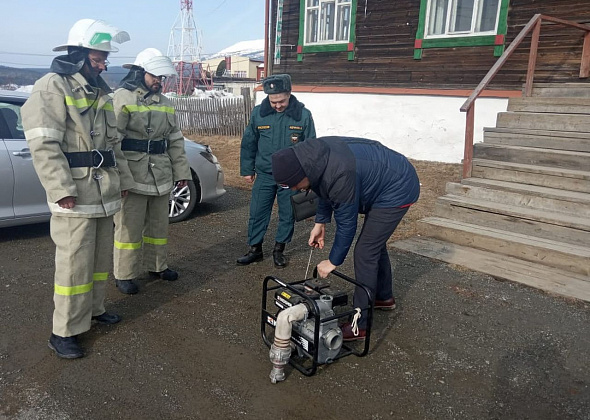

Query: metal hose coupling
[269,303,308,383]
[269,339,291,384]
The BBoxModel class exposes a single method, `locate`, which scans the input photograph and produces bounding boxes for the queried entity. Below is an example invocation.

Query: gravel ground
[0,186,589,420]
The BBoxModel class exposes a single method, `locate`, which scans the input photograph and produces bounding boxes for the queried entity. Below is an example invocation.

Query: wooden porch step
[508,97,590,114]
[435,195,590,247]
[391,237,590,302]
[471,159,590,193]
[416,217,590,276]
[473,143,590,170]
[483,127,590,152]
[496,112,590,132]
[531,83,590,98]
[457,178,590,216]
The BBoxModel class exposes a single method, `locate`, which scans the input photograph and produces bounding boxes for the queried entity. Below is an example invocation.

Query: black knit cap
[271,147,306,188]
[263,74,292,94]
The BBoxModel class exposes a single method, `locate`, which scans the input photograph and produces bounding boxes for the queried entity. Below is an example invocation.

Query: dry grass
[186,134,462,241]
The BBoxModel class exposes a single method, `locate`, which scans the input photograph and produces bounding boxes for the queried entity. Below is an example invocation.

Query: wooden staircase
[393,83,590,302]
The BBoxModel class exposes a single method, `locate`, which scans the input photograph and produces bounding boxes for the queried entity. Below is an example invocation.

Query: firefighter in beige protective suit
[21,19,134,359]
[112,48,191,295]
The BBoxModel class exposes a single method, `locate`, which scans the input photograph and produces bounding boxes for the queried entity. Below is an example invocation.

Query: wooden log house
[264,0,590,301]
[267,0,590,90]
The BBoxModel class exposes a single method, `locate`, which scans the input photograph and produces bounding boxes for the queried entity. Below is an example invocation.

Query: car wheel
[169,179,199,223]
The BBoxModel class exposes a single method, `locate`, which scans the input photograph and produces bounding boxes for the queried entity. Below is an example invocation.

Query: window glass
[451,0,474,32]
[425,0,500,37]
[427,0,448,35]
[477,0,500,32]
[0,103,25,139]
[320,1,336,41]
[304,0,352,45]
[306,8,319,43]
[336,4,351,41]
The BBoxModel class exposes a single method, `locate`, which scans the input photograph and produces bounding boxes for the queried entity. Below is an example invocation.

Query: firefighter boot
[149,268,179,281]
[273,242,287,269]
[48,334,84,359]
[236,243,263,265]
[115,279,139,295]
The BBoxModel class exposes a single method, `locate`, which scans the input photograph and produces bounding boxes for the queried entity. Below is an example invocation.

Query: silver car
[0,90,225,227]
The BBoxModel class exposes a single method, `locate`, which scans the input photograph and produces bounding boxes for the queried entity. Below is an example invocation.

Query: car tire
[169,179,199,223]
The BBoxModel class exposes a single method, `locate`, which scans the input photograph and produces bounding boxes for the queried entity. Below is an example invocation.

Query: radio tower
[165,0,212,95]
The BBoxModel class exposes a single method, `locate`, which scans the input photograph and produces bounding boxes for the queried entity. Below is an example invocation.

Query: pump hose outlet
[269,303,308,384]
[269,343,291,384]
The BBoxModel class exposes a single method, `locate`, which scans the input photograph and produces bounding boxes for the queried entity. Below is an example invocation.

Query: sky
[0,0,265,68]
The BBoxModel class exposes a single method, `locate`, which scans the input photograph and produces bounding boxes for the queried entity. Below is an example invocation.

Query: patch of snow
[204,39,264,61]
[164,89,239,99]
[15,85,34,93]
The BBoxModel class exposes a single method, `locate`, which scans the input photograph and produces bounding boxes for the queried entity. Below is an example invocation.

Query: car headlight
[200,152,217,165]
[200,149,219,165]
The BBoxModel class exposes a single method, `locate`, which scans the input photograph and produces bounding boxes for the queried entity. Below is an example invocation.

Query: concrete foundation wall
[256,91,509,163]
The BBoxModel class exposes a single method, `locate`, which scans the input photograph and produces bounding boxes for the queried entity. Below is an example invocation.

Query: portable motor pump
[262,271,373,382]
[274,279,347,364]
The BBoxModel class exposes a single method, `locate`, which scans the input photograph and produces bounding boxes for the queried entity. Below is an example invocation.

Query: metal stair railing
[460,14,590,179]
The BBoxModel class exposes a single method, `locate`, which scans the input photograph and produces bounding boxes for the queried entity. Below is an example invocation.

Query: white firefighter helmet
[53,19,130,52]
[123,48,176,77]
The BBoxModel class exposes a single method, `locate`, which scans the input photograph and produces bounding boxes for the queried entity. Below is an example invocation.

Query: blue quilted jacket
[292,136,420,265]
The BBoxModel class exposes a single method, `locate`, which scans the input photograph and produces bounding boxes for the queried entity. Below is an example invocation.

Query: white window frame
[424,0,502,39]
[304,0,352,46]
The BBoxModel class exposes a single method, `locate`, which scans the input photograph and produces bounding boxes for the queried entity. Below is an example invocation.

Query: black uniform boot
[273,242,287,269]
[115,279,138,295]
[48,334,84,359]
[237,243,263,265]
[149,268,179,281]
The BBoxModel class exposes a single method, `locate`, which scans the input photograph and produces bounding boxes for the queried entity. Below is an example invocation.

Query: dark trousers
[247,172,296,245]
[353,206,409,328]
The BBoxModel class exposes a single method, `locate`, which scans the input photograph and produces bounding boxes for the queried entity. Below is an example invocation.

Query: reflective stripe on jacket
[113,87,191,196]
[22,72,134,218]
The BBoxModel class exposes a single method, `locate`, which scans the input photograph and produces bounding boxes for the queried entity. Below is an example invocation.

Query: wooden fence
[169,89,253,137]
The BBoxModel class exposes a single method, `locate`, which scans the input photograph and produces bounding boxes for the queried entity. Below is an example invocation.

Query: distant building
[201,55,263,80]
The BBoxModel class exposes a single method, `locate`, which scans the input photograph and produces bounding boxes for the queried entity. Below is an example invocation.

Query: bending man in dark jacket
[272,136,420,341]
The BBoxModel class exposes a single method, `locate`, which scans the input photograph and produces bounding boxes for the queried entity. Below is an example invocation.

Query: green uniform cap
[262,74,292,94]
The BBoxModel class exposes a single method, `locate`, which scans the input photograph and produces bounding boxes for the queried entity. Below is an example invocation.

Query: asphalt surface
[0,186,589,420]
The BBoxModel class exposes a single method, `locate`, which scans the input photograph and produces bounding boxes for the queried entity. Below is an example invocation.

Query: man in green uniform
[238,74,316,268]
[22,19,134,358]
[112,48,191,294]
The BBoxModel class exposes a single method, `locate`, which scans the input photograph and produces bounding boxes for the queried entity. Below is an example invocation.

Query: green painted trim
[422,35,498,48]
[414,49,423,60]
[349,0,357,60]
[298,0,305,47]
[494,45,505,56]
[497,0,510,36]
[302,43,349,53]
[298,0,357,59]
[415,0,428,41]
